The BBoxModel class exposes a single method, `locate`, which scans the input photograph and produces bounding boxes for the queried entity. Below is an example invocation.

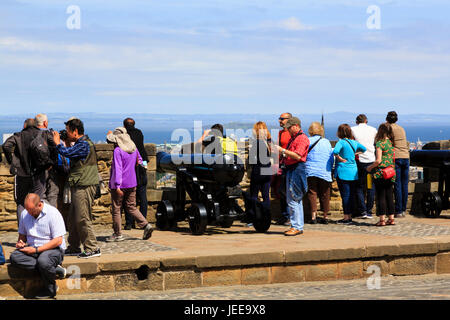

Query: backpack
[56,153,71,175]
[29,130,52,171]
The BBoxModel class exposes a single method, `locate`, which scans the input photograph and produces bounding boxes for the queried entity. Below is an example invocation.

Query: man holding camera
[53,118,101,259]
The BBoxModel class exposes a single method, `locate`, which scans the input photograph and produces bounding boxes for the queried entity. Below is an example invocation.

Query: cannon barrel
[156,151,245,186]
[410,150,450,168]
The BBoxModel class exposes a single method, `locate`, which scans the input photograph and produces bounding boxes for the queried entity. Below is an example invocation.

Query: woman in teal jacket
[333,124,367,224]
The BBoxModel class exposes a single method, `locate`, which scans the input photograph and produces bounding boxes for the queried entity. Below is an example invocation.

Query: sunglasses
[279,117,289,121]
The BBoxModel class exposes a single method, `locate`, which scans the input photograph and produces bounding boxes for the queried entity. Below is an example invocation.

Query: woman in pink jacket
[106,127,153,241]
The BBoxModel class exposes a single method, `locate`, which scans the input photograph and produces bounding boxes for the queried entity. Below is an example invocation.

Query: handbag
[381,166,395,180]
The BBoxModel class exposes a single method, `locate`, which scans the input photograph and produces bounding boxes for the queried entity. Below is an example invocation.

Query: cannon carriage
[410,150,450,217]
[155,151,272,235]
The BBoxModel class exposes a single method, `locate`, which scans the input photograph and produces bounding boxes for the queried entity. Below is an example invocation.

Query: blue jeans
[337,178,357,217]
[356,162,375,215]
[394,158,410,214]
[285,163,307,231]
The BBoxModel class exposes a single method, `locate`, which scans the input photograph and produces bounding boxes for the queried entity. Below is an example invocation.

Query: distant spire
[321,111,325,137]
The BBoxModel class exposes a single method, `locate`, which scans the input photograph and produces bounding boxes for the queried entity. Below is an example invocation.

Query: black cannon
[155,152,272,235]
[410,150,450,217]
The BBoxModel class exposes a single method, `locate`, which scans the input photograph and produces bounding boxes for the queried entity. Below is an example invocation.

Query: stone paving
[38,274,450,300]
[1,213,450,255]
[305,218,450,238]
[0,225,176,254]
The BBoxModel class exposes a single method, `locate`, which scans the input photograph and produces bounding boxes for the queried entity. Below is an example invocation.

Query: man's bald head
[24,193,43,218]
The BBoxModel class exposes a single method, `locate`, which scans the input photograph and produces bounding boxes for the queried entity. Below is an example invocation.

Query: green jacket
[68,136,99,187]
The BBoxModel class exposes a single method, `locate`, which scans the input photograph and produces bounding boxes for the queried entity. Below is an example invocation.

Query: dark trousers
[355,161,375,215]
[10,248,64,296]
[124,183,148,227]
[14,175,33,225]
[250,171,271,210]
[31,169,59,208]
[394,158,410,214]
[306,176,331,215]
[337,178,357,217]
[271,173,288,219]
[374,179,395,216]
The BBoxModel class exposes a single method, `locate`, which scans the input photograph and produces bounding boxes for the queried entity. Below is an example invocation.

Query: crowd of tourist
[248,111,409,236]
[0,111,410,298]
[2,114,154,298]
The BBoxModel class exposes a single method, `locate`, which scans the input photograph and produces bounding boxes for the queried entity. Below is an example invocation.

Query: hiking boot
[143,223,154,240]
[78,248,101,259]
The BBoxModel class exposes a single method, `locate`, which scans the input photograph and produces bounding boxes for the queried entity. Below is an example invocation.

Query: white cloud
[278,17,313,31]
[260,17,314,31]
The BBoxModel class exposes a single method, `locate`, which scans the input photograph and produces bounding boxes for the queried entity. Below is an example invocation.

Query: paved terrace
[1,211,450,298]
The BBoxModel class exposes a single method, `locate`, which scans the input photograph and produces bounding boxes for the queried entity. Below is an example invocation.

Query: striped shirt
[18,202,67,250]
[56,136,90,162]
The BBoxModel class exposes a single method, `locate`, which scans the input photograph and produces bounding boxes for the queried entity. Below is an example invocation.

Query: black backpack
[29,131,52,171]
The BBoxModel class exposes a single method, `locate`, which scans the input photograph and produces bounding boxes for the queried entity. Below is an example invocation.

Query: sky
[1,0,450,115]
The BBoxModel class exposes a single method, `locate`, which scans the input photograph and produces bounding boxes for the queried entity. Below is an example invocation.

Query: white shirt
[351,123,377,163]
[19,202,67,250]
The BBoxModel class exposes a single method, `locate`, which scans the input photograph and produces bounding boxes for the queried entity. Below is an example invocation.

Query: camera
[59,129,68,142]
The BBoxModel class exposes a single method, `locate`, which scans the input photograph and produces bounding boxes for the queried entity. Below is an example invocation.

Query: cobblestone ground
[0,225,176,254]
[304,218,450,237]
[47,274,450,300]
[2,214,450,254]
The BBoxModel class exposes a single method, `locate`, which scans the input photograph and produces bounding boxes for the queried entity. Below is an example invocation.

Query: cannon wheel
[156,200,177,231]
[188,203,208,235]
[253,202,271,233]
[422,192,443,218]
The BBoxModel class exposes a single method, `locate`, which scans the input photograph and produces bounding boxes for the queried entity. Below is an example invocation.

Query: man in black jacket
[30,114,59,207]
[123,118,148,229]
[3,118,37,221]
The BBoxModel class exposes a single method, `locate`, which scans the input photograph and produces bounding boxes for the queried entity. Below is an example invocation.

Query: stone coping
[2,238,449,282]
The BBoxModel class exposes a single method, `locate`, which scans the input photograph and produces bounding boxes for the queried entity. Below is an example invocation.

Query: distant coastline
[1,112,449,145]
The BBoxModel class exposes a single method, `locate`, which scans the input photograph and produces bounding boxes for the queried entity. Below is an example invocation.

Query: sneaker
[143,223,154,240]
[395,212,405,218]
[362,213,373,219]
[55,265,67,279]
[78,248,101,259]
[337,219,353,225]
[64,247,82,256]
[106,233,125,242]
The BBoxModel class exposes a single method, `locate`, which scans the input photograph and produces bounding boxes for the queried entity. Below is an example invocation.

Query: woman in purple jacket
[106,127,153,241]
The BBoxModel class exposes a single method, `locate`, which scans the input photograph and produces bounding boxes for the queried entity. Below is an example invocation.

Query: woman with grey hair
[106,127,153,241]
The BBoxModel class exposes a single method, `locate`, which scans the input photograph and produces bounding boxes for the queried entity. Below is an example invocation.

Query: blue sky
[1,0,450,115]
